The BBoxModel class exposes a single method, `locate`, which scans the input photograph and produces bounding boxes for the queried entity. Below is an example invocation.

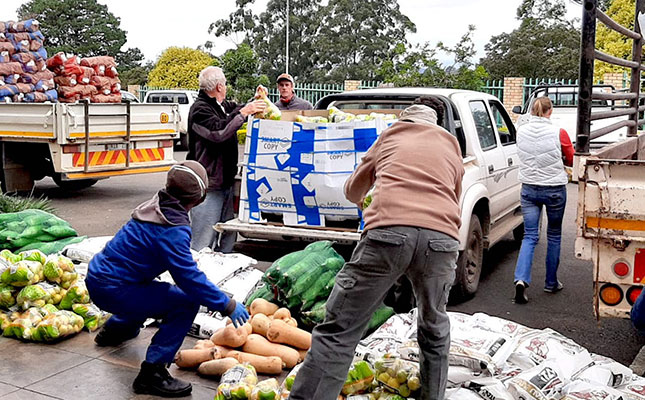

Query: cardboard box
[239,111,397,227]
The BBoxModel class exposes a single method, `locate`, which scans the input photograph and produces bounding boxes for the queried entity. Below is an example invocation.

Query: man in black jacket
[187,66,265,252]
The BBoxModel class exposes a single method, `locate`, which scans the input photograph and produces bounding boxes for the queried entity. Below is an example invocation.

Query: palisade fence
[137,77,621,108]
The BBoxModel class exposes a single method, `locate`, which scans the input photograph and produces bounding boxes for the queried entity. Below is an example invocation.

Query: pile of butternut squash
[174,299,312,377]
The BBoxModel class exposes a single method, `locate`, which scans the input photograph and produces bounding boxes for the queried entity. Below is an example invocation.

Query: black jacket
[187,90,245,190]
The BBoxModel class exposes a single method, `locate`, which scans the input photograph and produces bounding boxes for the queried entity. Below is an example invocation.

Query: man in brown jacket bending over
[288,97,465,400]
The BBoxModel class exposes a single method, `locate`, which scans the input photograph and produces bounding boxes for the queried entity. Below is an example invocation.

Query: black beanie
[166,161,208,208]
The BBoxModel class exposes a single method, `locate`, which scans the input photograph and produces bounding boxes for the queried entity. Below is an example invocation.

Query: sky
[3,0,583,66]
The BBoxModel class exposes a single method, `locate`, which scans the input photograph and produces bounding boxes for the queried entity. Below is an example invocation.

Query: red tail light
[613,261,630,278]
[627,286,643,305]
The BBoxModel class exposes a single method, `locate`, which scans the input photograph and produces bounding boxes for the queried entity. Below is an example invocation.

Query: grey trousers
[189,188,236,253]
[288,226,458,400]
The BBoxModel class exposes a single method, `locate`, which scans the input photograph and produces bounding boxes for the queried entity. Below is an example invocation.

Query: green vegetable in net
[0,284,16,308]
[72,303,110,331]
[43,254,77,289]
[43,225,77,239]
[17,282,65,309]
[17,236,86,255]
[59,280,90,310]
[216,363,258,399]
[342,360,375,395]
[251,378,280,400]
[0,249,22,263]
[35,310,84,341]
[4,307,49,340]
[0,260,43,287]
[19,250,46,265]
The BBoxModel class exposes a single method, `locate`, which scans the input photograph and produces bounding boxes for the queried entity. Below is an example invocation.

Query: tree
[220,44,270,102]
[209,0,415,83]
[147,47,214,88]
[119,62,153,88]
[378,26,488,91]
[210,0,321,81]
[17,0,127,57]
[480,0,580,79]
[594,0,634,78]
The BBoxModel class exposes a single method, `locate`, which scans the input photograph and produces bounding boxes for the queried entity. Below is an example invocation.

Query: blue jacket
[87,190,235,314]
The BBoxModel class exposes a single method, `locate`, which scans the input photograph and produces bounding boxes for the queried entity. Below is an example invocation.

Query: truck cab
[513,84,628,148]
[144,89,198,149]
[220,87,523,300]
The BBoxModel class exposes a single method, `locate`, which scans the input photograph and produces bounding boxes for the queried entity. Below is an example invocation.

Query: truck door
[468,100,512,219]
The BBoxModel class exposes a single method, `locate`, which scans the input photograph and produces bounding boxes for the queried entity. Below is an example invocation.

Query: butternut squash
[298,348,308,362]
[242,333,300,368]
[210,325,248,348]
[197,357,240,376]
[251,313,272,336]
[266,319,312,350]
[225,319,253,335]
[193,339,215,349]
[174,348,216,369]
[273,307,291,320]
[250,298,279,316]
[285,317,298,327]
[227,350,284,375]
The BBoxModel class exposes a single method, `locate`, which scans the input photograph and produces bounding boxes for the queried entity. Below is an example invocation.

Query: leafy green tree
[148,47,214,88]
[480,0,580,79]
[119,62,154,88]
[594,0,634,78]
[18,0,127,57]
[378,25,488,91]
[210,0,320,81]
[210,0,415,83]
[305,0,415,83]
[221,44,270,102]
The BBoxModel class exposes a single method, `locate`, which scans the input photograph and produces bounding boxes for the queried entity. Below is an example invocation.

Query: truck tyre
[513,223,524,243]
[451,214,484,302]
[52,174,98,190]
[179,132,189,151]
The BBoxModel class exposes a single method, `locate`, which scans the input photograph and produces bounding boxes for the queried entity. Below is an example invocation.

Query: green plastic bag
[43,254,77,289]
[0,284,16,308]
[59,280,90,310]
[16,282,65,309]
[35,310,84,341]
[17,236,86,255]
[0,259,43,287]
[72,303,110,331]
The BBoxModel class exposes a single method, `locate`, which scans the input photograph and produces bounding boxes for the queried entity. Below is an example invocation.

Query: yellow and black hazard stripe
[72,148,165,167]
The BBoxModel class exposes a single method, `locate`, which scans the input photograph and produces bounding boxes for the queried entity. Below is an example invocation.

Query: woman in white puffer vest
[513,97,574,304]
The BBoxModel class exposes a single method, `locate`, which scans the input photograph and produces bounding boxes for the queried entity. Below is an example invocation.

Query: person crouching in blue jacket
[86,160,249,398]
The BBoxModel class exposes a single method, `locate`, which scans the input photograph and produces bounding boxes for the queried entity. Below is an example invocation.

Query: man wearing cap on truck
[288,97,464,400]
[275,73,313,111]
[85,161,250,398]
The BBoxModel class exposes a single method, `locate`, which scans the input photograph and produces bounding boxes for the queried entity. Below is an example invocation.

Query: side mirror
[512,105,522,114]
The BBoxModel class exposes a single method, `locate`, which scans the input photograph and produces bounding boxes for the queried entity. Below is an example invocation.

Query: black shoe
[544,281,564,293]
[94,324,140,347]
[133,361,192,398]
[514,281,529,304]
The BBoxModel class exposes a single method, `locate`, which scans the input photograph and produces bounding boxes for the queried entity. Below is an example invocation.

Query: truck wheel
[179,132,189,151]
[52,174,98,190]
[451,214,484,302]
[513,223,524,243]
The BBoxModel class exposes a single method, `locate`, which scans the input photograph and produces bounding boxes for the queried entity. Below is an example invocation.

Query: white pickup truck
[219,88,524,299]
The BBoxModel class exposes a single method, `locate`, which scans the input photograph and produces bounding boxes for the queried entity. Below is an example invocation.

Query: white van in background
[512,85,628,148]
[144,90,198,149]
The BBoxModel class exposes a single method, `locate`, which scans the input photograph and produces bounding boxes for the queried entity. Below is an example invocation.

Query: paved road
[31,152,645,366]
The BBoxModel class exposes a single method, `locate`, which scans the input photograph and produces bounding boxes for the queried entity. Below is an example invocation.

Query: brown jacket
[344,118,464,239]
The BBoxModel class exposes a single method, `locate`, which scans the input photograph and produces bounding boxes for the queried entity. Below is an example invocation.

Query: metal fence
[522,77,579,105]
[267,82,346,105]
[481,79,504,100]
[138,85,198,102]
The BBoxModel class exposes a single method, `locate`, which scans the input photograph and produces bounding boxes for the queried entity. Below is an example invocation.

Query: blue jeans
[513,184,567,289]
[190,187,235,252]
[289,227,458,400]
[86,277,200,364]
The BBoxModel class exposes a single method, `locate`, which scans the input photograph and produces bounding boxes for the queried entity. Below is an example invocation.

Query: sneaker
[514,281,529,304]
[544,281,564,293]
[133,361,192,398]
[94,324,140,347]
